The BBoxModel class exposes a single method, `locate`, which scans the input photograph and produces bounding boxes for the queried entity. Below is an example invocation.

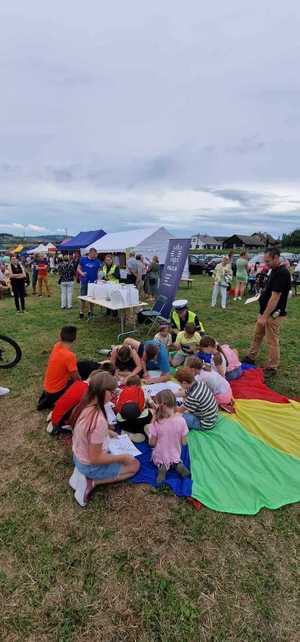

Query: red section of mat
[230,368,289,404]
[186,497,203,511]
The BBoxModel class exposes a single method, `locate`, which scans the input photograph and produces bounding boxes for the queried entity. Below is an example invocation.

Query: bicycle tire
[0,335,22,368]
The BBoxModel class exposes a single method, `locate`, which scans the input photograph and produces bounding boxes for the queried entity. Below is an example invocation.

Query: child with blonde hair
[154,323,173,349]
[148,390,190,484]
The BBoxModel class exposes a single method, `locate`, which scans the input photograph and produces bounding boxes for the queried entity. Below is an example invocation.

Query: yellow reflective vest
[171,309,205,334]
[103,263,119,282]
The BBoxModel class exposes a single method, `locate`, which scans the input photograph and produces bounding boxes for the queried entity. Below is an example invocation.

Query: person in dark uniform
[243,247,291,375]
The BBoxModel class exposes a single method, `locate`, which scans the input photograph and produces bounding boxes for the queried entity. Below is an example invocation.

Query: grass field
[0,276,299,642]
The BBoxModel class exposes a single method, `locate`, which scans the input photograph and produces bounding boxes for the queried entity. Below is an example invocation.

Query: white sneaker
[46,421,55,434]
[238,297,242,301]
[233,297,237,301]
[74,473,93,507]
[69,467,81,491]
[0,386,9,397]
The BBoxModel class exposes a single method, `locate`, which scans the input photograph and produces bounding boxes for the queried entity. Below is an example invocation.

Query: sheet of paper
[108,434,141,457]
[143,381,183,397]
[104,402,117,425]
[245,294,260,305]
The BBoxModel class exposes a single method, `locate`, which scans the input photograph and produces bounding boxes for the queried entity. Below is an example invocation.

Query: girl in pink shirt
[69,371,140,506]
[148,390,190,484]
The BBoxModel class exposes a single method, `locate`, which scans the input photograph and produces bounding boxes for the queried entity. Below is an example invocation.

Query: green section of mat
[188,415,300,515]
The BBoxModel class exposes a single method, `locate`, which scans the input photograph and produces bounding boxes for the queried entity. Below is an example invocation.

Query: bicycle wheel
[0,335,22,368]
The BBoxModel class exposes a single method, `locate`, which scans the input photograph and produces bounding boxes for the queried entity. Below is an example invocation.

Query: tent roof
[62,229,106,250]
[27,243,49,254]
[86,227,172,253]
[135,227,176,263]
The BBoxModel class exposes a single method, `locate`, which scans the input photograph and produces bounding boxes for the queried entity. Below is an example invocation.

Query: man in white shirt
[127,252,139,285]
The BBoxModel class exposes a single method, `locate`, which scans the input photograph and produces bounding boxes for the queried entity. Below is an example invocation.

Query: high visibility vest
[103,263,119,282]
[171,309,205,334]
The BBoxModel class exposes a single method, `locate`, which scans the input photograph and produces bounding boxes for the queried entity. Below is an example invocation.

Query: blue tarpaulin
[131,442,192,497]
[61,230,106,251]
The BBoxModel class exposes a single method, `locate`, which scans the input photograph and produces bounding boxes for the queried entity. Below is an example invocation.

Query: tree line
[281,229,300,248]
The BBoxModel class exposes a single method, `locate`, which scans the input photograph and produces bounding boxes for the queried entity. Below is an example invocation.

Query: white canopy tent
[84,226,175,263]
[27,243,49,254]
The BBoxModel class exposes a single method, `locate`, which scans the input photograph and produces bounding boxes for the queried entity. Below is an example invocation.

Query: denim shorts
[73,455,121,480]
[183,412,214,432]
[225,366,242,381]
[80,282,88,296]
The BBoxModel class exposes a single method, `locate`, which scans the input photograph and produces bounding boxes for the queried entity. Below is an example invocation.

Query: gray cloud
[0,0,300,236]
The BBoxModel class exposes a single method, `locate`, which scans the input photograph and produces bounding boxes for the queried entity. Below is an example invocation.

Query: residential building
[190,234,222,250]
[223,234,271,251]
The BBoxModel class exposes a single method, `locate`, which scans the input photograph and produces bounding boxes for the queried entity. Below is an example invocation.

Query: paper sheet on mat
[108,434,141,457]
[143,381,182,397]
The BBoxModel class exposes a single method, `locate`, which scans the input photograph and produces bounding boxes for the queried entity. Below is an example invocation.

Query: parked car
[189,254,210,274]
[205,256,223,275]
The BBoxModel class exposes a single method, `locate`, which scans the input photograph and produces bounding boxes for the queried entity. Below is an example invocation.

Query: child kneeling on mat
[148,390,190,485]
[69,371,139,507]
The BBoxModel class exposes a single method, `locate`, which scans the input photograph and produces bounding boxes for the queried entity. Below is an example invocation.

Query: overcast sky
[0,0,300,238]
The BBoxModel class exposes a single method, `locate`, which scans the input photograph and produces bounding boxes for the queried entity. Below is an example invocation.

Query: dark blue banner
[154,238,190,318]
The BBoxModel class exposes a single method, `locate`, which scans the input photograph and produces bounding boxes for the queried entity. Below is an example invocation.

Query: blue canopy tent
[61,229,106,252]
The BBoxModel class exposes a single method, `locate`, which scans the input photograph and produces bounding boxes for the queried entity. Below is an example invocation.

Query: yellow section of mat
[234,399,300,459]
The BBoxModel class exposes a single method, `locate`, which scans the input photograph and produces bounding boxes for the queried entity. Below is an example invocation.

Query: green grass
[0,276,299,642]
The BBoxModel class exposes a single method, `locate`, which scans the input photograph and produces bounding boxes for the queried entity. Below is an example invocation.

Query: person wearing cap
[171,300,204,342]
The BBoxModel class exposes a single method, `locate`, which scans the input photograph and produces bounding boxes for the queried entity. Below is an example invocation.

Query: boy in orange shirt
[37,326,79,410]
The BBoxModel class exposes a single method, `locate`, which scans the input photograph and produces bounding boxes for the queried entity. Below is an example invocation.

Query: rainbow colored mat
[132,368,300,515]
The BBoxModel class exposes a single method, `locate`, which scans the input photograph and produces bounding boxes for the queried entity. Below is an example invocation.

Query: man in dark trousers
[243,247,291,375]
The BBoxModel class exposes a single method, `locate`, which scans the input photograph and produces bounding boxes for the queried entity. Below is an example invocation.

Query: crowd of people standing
[0,248,161,316]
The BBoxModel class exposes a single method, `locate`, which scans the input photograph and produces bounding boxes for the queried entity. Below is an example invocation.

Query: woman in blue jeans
[175,367,218,431]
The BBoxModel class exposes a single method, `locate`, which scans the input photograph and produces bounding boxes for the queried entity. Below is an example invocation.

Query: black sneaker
[264,367,277,377]
[242,356,256,365]
[79,313,84,320]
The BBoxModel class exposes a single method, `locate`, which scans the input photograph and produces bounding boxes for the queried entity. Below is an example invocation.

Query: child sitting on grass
[185,356,233,409]
[154,323,173,349]
[171,323,201,367]
[148,390,190,484]
[70,371,140,507]
[116,375,153,443]
[37,326,79,411]
[197,336,242,381]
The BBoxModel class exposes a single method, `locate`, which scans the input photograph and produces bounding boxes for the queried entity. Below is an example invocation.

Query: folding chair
[139,294,169,336]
